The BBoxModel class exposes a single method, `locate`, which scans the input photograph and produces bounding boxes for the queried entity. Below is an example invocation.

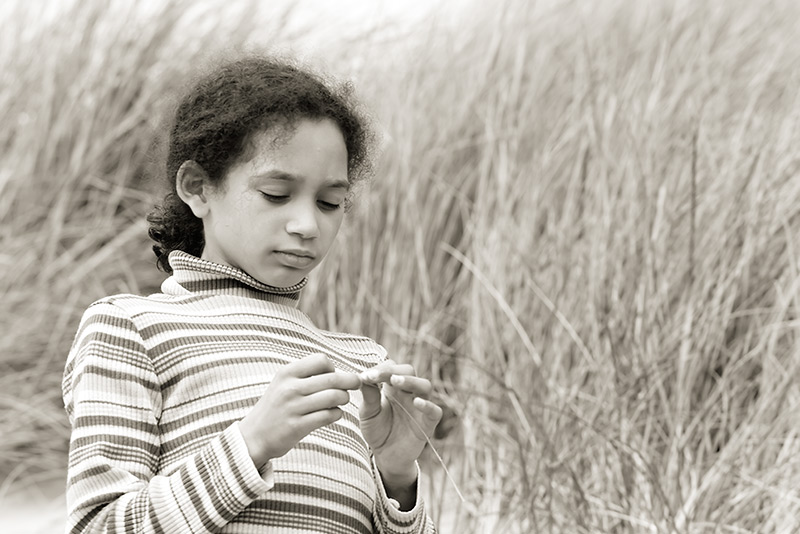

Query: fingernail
[360,370,378,382]
[390,375,403,386]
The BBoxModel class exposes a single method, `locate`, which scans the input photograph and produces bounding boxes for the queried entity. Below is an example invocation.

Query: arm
[63,301,272,533]
[370,457,437,534]
[359,362,442,533]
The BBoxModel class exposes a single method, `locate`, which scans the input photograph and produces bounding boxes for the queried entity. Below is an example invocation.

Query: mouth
[274,250,316,269]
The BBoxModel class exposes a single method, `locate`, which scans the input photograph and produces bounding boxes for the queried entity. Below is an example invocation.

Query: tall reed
[2,0,799,531]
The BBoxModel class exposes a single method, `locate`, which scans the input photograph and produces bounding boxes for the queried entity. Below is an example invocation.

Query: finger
[359,381,383,420]
[359,361,414,385]
[286,353,335,378]
[388,375,432,398]
[413,397,443,424]
[358,360,395,384]
[302,407,344,431]
[387,363,415,376]
[299,389,351,414]
[300,370,362,394]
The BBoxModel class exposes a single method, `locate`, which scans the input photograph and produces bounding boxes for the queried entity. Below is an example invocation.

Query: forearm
[371,457,437,533]
[67,422,271,533]
[375,459,418,511]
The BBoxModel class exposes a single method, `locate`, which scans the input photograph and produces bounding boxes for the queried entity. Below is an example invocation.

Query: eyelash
[318,201,341,211]
[261,193,288,203]
[260,193,341,211]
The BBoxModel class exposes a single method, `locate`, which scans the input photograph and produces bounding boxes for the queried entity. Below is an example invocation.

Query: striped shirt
[62,251,436,533]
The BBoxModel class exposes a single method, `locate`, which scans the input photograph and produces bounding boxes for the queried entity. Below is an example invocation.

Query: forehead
[244,117,345,157]
[250,119,344,157]
[231,119,349,186]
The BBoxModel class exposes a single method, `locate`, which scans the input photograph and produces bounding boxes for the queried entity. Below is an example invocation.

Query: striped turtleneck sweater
[62,251,436,533]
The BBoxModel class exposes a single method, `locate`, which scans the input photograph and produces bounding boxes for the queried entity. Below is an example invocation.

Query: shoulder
[75,294,144,327]
[319,328,379,345]
[76,295,136,328]
[71,291,180,352]
[71,295,152,352]
[65,296,158,391]
[64,296,164,419]
[317,327,388,363]
[78,290,193,325]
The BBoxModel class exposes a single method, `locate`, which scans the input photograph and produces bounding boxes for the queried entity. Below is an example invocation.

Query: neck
[162,251,307,307]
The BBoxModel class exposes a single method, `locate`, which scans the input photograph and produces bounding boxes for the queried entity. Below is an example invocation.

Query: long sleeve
[63,252,441,532]
[62,300,273,533]
[370,441,437,533]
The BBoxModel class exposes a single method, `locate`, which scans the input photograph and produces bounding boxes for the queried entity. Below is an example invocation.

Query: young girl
[62,57,441,533]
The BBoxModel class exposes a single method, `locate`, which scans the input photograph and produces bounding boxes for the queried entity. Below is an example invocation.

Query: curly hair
[147,56,374,273]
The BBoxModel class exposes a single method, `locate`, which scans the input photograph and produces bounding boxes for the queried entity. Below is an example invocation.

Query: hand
[359,361,443,488]
[240,353,362,468]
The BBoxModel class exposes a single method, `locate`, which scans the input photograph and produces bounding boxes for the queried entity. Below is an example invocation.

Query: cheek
[314,214,342,250]
[324,212,345,237]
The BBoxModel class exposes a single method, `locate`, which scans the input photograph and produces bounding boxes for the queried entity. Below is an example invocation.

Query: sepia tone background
[2,0,800,532]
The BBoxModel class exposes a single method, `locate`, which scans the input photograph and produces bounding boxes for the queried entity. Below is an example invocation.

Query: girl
[62,57,441,533]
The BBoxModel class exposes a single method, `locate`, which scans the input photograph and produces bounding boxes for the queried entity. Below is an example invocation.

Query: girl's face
[201,118,349,287]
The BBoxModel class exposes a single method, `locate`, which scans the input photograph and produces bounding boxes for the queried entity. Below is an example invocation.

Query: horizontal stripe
[240,503,371,534]
[63,252,433,533]
[77,364,159,392]
[271,481,371,517]
[145,326,382,369]
[72,414,158,434]
[159,355,284,392]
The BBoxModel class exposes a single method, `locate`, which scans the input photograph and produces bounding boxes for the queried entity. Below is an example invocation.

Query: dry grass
[2,0,800,532]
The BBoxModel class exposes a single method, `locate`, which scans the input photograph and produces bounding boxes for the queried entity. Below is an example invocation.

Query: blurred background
[2,0,800,532]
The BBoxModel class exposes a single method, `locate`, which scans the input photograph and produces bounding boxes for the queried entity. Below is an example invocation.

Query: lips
[274,250,315,269]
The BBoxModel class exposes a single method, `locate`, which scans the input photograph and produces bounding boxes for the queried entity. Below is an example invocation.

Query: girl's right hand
[239,353,362,468]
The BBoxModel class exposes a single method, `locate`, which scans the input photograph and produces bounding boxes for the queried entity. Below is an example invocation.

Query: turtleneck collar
[161,251,306,308]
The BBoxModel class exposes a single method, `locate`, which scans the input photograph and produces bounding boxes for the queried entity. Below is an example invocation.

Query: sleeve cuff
[160,422,275,532]
[371,455,425,525]
[228,421,275,491]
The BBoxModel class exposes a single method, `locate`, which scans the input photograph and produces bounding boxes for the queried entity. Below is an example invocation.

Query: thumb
[359,382,383,420]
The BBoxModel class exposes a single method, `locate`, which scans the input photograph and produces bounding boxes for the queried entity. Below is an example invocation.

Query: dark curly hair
[147,56,374,273]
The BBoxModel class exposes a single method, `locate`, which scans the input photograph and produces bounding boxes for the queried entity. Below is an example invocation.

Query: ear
[175,160,213,218]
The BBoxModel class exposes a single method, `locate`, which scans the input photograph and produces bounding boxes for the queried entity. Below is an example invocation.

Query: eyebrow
[252,170,349,190]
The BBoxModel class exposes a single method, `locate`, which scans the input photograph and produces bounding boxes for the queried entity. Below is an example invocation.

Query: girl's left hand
[359,360,443,488]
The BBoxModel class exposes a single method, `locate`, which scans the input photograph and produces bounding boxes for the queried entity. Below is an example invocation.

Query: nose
[285,201,320,239]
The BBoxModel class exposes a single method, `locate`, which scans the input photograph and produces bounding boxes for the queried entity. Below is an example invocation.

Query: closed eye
[318,200,341,211]
[261,192,289,203]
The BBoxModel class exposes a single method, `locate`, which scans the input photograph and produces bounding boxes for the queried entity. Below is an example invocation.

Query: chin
[258,270,306,289]
[278,275,305,288]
